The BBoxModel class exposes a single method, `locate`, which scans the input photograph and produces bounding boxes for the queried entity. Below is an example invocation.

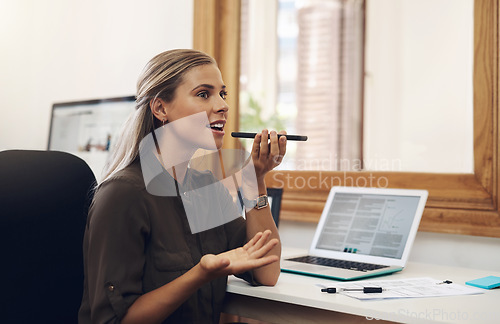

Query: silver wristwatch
[242,194,269,210]
[254,194,269,210]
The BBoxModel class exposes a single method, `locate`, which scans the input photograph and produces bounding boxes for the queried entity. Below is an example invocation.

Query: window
[239,0,365,171]
[239,0,473,174]
[193,0,500,238]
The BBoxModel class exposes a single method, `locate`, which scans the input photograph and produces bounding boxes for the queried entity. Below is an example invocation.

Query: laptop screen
[314,192,421,259]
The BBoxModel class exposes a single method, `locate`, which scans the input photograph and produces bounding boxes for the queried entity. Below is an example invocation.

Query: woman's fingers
[244,254,279,270]
[259,129,269,164]
[250,129,287,170]
[269,131,280,166]
[231,253,279,274]
[243,231,263,251]
[243,230,278,258]
[251,133,261,161]
[251,238,279,259]
[277,130,287,165]
[206,232,279,276]
[245,230,271,253]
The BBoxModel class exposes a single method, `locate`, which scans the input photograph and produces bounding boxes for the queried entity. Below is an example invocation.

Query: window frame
[193,0,500,238]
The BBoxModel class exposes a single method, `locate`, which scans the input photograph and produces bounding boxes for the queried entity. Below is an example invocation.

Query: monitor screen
[48,96,136,179]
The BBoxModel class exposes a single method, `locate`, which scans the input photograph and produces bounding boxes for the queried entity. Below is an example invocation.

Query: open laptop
[281,186,428,281]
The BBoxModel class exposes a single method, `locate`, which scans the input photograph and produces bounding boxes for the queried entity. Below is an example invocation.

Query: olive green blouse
[78,160,255,323]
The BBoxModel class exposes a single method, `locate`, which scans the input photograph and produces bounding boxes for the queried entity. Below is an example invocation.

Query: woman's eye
[220,91,228,100]
[197,91,209,99]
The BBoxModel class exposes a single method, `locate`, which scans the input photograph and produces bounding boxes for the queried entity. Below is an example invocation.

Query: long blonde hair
[100,49,216,184]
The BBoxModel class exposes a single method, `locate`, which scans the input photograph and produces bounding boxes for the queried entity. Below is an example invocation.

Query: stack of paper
[328,277,484,300]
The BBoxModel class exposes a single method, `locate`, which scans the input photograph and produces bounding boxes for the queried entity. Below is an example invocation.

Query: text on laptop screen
[315,193,420,259]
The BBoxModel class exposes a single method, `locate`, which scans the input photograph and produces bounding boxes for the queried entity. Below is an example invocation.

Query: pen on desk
[321,287,337,293]
[342,287,384,293]
[321,287,384,294]
[231,132,308,141]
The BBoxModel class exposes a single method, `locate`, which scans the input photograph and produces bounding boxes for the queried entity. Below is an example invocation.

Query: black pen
[321,287,384,294]
[231,132,308,141]
[342,287,384,293]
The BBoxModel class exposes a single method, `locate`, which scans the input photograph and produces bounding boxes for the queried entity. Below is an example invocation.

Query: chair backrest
[0,150,96,323]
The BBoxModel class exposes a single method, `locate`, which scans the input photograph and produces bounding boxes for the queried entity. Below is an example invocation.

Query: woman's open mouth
[207,120,226,135]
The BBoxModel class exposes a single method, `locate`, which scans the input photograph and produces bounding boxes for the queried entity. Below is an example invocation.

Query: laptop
[281,186,428,281]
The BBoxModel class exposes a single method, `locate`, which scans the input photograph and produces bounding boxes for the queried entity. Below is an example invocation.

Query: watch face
[256,195,268,209]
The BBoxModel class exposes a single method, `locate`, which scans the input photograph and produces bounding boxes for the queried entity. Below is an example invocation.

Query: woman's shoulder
[96,162,147,198]
[87,162,151,234]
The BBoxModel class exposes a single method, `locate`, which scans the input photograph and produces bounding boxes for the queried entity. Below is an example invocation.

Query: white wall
[364,0,473,173]
[0,0,193,151]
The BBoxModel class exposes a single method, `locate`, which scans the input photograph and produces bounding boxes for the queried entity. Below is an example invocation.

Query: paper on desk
[330,277,484,300]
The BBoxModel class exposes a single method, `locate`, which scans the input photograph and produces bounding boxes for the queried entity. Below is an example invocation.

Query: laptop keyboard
[287,256,389,272]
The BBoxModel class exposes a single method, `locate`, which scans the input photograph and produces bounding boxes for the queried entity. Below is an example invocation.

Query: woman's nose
[214,97,229,114]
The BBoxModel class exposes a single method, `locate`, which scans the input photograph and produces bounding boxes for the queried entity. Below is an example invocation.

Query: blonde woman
[78,49,286,323]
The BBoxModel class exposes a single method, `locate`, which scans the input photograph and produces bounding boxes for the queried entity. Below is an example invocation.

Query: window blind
[296,0,364,170]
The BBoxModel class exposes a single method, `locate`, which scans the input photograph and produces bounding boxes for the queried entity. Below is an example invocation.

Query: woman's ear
[150,98,168,123]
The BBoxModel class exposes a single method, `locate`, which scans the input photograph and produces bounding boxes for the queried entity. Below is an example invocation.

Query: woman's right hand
[199,230,279,280]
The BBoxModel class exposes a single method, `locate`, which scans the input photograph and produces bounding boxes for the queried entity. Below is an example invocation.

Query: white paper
[325,277,484,300]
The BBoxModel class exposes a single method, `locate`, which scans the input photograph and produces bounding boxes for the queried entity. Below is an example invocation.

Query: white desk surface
[225,248,500,324]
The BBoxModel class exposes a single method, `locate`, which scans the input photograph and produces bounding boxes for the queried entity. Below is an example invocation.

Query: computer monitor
[48,96,136,179]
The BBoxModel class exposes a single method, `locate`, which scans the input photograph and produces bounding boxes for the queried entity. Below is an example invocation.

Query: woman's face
[165,63,228,150]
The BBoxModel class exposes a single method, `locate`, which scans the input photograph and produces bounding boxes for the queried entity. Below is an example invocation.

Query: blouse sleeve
[83,179,150,322]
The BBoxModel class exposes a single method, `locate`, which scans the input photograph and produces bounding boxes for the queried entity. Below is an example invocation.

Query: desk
[223,248,500,323]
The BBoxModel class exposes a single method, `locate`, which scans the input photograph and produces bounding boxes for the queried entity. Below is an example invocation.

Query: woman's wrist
[256,176,267,195]
[193,261,215,284]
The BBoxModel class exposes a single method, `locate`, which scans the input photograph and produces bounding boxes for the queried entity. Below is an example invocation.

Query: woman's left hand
[251,129,287,180]
[199,230,279,279]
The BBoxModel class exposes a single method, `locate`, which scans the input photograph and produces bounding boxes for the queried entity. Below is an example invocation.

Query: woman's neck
[154,131,197,185]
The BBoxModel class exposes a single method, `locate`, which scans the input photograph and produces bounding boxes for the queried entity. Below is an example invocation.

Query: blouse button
[108,284,115,292]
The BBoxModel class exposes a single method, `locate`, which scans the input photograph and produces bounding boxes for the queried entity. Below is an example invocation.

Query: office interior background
[0,0,499,272]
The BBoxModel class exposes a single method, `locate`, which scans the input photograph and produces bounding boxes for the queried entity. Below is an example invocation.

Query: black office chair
[0,150,96,323]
